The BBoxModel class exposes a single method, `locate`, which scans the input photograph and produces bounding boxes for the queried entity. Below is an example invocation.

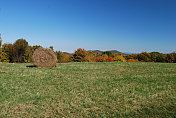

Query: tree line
[0,39,176,63]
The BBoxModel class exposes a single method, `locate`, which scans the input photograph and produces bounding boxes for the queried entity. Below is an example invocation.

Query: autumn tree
[113,55,126,62]
[137,52,151,62]
[0,48,9,62]
[124,54,138,60]
[166,53,176,63]
[150,52,166,62]
[127,59,139,62]
[101,54,108,62]
[85,51,96,62]
[72,48,88,62]
[1,43,14,62]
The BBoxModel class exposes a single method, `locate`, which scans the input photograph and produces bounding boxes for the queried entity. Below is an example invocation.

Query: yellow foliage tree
[101,54,108,62]
[113,55,126,62]
[0,48,9,62]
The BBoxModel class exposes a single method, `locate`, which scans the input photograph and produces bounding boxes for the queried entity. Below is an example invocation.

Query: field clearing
[0,62,176,117]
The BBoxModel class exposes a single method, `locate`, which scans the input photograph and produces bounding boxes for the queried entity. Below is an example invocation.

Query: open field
[0,62,176,117]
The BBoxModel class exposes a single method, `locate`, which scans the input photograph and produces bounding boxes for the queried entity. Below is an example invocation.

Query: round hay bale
[32,47,57,68]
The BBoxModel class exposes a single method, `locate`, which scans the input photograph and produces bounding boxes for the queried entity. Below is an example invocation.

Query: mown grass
[0,62,176,117]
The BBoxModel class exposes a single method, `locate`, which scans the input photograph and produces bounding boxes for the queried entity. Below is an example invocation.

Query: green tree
[56,51,64,63]
[150,52,166,62]
[103,51,112,56]
[24,46,33,63]
[13,39,28,63]
[49,46,54,50]
[33,45,42,50]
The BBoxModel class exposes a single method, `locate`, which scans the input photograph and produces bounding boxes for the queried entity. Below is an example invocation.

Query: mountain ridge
[63,50,130,55]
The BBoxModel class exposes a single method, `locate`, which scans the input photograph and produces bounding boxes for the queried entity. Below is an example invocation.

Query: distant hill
[110,50,123,55]
[63,52,71,54]
[123,52,134,54]
[88,50,103,54]
[63,50,125,55]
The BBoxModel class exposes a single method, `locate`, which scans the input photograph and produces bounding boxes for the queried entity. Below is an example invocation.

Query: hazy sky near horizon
[0,0,176,53]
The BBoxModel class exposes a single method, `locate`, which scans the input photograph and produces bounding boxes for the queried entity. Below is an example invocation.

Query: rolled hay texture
[32,47,57,68]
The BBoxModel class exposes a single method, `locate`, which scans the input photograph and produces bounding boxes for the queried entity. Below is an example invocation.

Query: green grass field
[0,62,175,117]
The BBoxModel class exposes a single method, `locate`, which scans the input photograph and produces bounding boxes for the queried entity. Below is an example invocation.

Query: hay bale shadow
[26,65,36,68]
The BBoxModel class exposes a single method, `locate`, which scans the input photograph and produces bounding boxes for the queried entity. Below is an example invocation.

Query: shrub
[127,59,139,62]
[56,51,64,63]
[106,56,114,62]
[96,57,102,62]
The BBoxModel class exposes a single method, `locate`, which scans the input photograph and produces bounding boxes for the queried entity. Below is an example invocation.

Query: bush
[56,51,64,63]
[96,57,102,62]
[106,56,114,62]
[127,59,139,62]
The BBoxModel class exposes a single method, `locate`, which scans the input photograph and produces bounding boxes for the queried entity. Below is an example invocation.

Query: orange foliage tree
[72,48,88,62]
[56,51,72,63]
[127,59,139,62]
[85,51,96,62]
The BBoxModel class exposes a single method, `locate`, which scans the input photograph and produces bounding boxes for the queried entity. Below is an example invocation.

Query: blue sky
[0,0,176,53]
